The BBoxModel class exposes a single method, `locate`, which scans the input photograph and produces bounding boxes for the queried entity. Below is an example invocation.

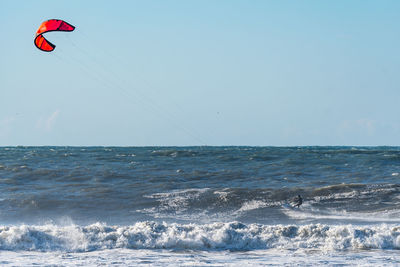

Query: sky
[1,0,400,146]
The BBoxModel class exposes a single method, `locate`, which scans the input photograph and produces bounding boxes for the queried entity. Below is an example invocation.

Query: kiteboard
[282,203,298,209]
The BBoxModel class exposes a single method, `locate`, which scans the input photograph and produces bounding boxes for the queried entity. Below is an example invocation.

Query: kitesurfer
[293,195,302,208]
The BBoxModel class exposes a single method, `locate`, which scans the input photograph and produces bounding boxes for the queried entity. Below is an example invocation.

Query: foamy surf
[0,221,399,252]
[2,249,400,267]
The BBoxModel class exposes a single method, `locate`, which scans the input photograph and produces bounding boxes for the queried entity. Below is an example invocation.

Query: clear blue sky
[1,0,400,146]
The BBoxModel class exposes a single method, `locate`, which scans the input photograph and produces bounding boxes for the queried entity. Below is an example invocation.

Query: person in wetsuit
[293,195,303,208]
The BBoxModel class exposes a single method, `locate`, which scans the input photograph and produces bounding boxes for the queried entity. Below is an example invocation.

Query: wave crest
[0,222,399,252]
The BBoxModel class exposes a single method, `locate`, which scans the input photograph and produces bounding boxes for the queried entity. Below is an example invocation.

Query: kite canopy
[34,19,75,52]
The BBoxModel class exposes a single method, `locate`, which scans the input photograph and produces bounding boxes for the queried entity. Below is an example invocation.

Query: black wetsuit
[294,195,303,208]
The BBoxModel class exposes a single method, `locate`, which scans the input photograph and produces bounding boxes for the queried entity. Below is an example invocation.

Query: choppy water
[0,146,400,266]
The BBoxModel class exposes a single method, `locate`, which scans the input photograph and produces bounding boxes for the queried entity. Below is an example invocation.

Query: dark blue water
[0,146,400,259]
[1,146,400,225]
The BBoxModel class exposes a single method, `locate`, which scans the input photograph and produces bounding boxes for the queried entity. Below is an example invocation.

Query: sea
[0,146,399,266]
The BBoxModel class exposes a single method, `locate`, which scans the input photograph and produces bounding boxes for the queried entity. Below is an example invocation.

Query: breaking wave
[0,221,399,252]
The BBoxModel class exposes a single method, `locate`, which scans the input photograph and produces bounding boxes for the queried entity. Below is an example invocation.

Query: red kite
[34,19,75,52]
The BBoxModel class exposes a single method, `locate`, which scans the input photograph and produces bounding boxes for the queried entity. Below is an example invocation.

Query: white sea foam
[2,249,400,266]
[213,189,229,202]
[140,188,210,218]
[0,222,399,252]
[236,200,267,213]
[282,204,400,223]
[144,188,209,202]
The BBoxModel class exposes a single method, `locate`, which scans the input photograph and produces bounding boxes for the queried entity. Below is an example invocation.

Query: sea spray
[0,222,399,252]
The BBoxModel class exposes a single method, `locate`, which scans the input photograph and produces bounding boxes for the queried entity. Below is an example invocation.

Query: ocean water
[0,146,400,266]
